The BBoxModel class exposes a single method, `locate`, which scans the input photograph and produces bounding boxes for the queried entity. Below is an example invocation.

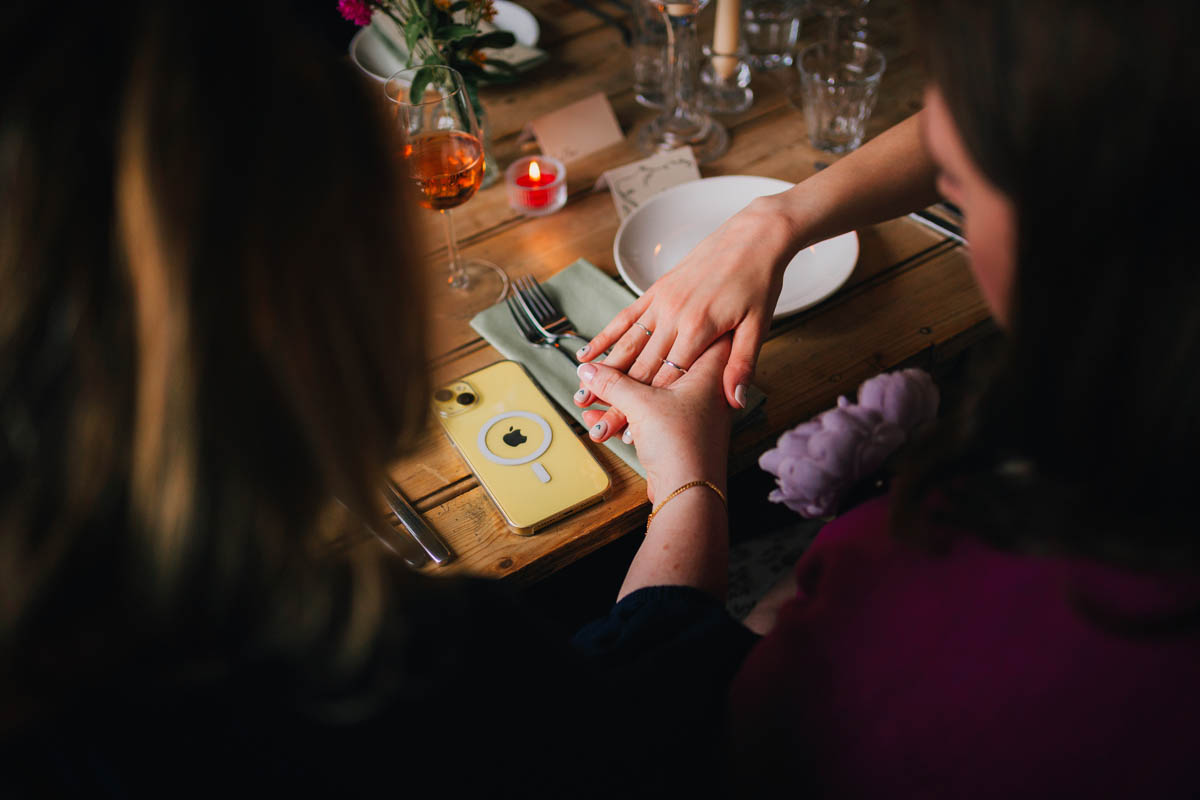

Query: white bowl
[613,175,859,319]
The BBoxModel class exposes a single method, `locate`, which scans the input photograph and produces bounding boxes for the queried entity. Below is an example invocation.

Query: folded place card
[523,92,625,164]
[594,147,702,219]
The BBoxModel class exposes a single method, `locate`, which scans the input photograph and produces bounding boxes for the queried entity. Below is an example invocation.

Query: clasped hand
[576,336,734,505]
[572,194,797,444]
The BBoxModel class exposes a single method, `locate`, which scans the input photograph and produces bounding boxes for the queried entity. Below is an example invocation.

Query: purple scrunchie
[758,368,939,518]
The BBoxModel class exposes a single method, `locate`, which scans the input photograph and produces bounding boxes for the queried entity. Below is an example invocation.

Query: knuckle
[678,311,710,335]
[616,336,642,359]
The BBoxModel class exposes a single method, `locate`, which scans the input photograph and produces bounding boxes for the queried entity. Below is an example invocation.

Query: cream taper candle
[712,0,741,80]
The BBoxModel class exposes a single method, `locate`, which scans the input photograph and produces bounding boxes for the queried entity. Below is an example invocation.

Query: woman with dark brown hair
[569,0,1200,795]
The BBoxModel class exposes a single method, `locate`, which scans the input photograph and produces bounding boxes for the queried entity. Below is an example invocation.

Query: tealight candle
[506,155,567,216]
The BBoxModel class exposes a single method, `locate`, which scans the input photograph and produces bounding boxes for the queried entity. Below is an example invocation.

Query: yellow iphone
[433,360,611,535]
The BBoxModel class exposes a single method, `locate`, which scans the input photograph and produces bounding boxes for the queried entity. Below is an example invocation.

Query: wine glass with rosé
[385,65,507,317]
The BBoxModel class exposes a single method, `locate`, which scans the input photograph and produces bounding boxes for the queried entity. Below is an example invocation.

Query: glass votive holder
[505,155,567,216]
[699,43,754,115]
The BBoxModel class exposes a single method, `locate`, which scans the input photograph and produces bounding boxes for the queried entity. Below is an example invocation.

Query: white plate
[350,1,540,83]
[613,176,860,320]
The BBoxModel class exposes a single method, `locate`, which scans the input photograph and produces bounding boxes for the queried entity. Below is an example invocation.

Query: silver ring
[661,358,688,374]
[634,321,653,337]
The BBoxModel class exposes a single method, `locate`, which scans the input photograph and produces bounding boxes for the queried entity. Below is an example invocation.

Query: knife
[381,478,455,565]
[364,519,429,569]
[909,208,966,245]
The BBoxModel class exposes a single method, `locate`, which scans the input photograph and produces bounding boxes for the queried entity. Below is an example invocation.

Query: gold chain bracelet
[645,480,727,529]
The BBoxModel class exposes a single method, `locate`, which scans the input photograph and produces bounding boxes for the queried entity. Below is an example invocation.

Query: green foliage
[408,66,434,103]
[467,30,516,49]
[373,0,521,95]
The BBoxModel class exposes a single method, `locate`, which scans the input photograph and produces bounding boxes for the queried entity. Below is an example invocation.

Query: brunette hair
[1,0,428,711]
[897,0,1200,570]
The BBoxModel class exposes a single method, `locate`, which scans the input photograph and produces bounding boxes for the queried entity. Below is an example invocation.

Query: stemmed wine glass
[385,65,507,318]
[634,0,729,163]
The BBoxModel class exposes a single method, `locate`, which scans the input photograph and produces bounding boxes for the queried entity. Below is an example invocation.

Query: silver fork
[506,295,579,367]
[513,275,590,347]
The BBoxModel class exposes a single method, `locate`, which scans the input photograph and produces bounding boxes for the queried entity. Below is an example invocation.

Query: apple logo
[502,425,528,447]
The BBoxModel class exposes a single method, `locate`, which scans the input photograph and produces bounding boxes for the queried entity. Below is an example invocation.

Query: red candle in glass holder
[506,155,568,216]
[516,160,556,207]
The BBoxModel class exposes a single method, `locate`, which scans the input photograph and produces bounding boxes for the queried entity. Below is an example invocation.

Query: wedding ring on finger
[634,321,653,337]
[661,358,688,374]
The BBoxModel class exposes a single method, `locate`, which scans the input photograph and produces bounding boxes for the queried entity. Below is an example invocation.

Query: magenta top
[729,495,1200,798]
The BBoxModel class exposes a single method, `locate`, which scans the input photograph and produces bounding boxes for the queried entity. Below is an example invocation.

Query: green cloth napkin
[470,259,765,478]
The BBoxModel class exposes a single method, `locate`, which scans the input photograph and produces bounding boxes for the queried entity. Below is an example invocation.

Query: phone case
[433,360,611,535]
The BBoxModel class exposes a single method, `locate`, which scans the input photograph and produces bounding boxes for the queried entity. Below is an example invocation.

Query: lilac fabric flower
[759,369,939,518]
[338,0,375,26]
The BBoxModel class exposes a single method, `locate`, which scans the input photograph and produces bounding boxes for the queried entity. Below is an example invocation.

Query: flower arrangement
[759,369,940,518]
[338,0,519,109]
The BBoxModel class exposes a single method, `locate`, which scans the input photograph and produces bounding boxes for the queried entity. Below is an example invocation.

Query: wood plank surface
[402,244,989,584]
[382,0,993,582]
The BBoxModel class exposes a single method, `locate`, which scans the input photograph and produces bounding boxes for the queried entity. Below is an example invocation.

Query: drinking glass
[385,65,508,318]
[795,40,885,153]
[634,0,729,163]
[741,0,804,69]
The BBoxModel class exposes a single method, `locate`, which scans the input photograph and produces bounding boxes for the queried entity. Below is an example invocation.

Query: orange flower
[469,49,488,65]
[433,0,451,9]
[477,0,498,22]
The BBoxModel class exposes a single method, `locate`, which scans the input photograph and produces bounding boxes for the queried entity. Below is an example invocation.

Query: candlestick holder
[633,0,729,164]
[505,155,568,216]
[699,43,754,114]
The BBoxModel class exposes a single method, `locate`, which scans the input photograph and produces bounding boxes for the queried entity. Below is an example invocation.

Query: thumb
[724,318,764,408]
[576,361,653,415]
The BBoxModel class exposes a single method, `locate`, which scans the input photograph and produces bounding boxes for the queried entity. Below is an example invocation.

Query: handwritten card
[595,147,702,219]
[525,92,624,164]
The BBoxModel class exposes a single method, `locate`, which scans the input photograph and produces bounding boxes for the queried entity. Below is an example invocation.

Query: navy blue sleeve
[572,586,760,794]
[574,585,759,669]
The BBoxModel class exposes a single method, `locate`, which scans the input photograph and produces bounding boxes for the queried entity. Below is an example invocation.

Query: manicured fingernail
[576,345,590,358]
[577,363,596,381]
[735,384,748,409]
[621,429,634,444]
[590,421,608,439]
[574,388,588,402]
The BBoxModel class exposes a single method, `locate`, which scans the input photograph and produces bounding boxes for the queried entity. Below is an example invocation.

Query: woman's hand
[574,113,943,444]
[577,336,734,504]
[573,194,801,442]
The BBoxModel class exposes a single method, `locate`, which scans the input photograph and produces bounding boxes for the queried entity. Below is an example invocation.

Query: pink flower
[338,0,374,26]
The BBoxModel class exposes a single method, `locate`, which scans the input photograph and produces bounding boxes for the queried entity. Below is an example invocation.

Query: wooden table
[384,0,991,584]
